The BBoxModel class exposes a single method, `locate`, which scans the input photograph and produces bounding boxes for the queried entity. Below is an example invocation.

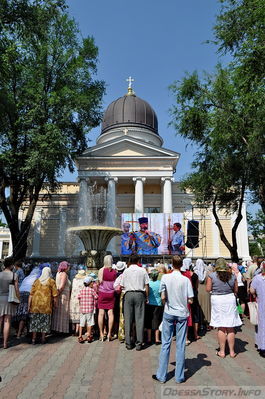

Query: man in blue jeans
[152,255,194,384]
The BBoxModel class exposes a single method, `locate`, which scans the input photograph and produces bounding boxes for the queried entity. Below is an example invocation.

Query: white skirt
[210,293,242,328]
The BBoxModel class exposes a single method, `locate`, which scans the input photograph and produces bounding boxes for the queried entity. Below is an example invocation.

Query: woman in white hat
[69,266,86,336]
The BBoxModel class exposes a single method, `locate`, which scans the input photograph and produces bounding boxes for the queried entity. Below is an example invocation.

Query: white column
[58,208,67,257]
[8,232,12,256]
[105,177,118,255]
[105,177,118,227]
[0,241,3,259]
[211,210,220,258]
[78,177,91,226]
[31,208,42,257]
[161,177,173,213]
[133,177,146,213]
[18,208,24,229]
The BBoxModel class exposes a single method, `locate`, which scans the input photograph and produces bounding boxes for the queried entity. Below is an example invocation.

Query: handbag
[114,284,122,295]
[226,281,240,311]
[236,298,244,314]
[8,273,20,305]
[248,301,258,325]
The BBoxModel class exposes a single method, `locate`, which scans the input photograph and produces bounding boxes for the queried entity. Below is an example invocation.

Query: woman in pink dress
[97,255,117,341]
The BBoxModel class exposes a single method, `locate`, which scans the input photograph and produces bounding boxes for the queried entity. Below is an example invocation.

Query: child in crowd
[78,276,98,343]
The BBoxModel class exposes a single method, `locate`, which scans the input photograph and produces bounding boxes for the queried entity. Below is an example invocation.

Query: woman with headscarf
[52,261,71,333]
[206,258,242,358]
[194,258,211,331]
[15,266,40,339]
[28,267,58,344]
[181,258,192,278]
[250,261,265,358]
[69,266,86,336]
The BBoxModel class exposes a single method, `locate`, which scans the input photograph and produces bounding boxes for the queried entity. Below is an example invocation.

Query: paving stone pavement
[0,319,265,399]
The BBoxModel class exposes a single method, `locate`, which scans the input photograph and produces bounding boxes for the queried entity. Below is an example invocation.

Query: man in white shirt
[152,256,193,384]
[121,255,149,350]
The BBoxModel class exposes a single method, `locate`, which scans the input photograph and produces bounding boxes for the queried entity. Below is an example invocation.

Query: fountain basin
[68,225,122,253]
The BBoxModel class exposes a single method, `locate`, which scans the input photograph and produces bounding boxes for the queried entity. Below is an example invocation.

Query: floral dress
[70,276,85,323]
[29,278,58,333]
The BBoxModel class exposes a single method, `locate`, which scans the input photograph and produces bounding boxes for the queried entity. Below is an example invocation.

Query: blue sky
[63,1,259,216]
[64,0,223,181]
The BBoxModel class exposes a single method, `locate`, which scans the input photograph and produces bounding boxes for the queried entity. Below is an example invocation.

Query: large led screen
[121,213,184,255]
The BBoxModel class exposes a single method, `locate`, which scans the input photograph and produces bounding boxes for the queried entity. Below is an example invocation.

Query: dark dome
[101,92,158,135]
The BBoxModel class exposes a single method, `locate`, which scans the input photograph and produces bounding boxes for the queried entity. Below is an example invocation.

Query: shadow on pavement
[169,353,211,381]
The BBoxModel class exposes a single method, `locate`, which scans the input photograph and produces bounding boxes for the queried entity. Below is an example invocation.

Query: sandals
[216,351,225,358]
[230,353,238,358]
[78,336,85,344]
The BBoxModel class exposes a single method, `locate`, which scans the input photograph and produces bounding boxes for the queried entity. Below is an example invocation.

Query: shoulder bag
[248,301,258,325]
[8,272,20,305]
[226,280,243,314]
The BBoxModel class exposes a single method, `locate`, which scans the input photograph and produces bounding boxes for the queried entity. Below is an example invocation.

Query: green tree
[247,210,265,255]
[170,0,265,260]
[213,0,265,213]
[0,0,105,260]
[170,66,254,262]
[214,0,265,83]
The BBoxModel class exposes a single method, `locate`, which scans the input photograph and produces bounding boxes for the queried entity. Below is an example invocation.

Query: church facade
[20,83,249,261]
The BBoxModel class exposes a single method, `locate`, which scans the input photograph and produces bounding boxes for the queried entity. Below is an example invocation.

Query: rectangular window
[2,241,9,258]
[144,207,160,213]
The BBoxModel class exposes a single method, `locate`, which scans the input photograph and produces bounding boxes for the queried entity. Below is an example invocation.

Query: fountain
[68,226,122,269]
[68,181,122,269]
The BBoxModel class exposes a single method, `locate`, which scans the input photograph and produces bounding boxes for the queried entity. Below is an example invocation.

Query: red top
[103,268,117,281]
[181,270,192,281]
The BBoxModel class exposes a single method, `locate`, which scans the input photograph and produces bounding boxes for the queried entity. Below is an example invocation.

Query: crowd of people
[0,254,264,383]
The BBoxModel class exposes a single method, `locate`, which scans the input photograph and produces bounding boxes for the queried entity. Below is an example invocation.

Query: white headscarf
[39,267,52,285]
[19,267,40,293]
[194,259,207,282]
[181,258,192,272]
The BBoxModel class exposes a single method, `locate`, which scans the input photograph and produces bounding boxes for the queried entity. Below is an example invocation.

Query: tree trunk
[0,186,40,261]
[10,224,31,261]
[212,197,240,262]
[258,184,265,215]
[12,236,28,260]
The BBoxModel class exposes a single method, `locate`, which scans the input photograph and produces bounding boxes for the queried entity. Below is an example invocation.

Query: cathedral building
[18,82,249,261]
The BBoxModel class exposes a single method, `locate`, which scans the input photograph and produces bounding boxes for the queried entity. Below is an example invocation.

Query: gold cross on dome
[126,76,134,89]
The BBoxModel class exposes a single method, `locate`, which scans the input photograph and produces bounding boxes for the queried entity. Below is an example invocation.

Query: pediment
[81,137,179,158]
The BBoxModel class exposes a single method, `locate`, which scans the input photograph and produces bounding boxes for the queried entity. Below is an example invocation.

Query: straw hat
[215,257,230,272]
